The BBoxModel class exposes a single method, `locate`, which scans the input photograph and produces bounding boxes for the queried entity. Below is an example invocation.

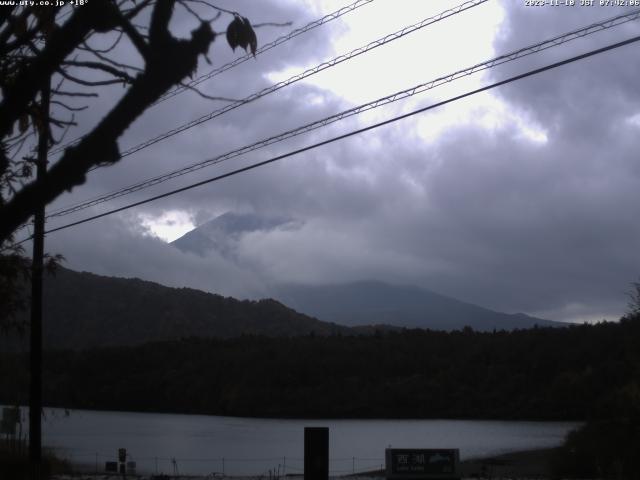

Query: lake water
[23,407,578,476]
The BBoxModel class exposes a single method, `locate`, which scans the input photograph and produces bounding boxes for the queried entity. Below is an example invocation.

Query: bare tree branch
[50,101,88,112]
[89,48,143,73]
[113,11,151,60]
[0,6,216,242]
[149,0,175,45]
[57,68,128,87]
[52,90,99,98]
[178,81,239,102]
[0,5,98,138]
[123,0,155,21]
[80,30,125,54]
[62,60,136,83]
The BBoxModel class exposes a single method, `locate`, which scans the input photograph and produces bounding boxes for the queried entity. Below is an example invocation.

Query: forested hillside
[2,315,638,420]
[3,267,348,350]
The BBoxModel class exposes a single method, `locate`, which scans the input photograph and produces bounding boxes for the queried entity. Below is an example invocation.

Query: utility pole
[29,77,50,477]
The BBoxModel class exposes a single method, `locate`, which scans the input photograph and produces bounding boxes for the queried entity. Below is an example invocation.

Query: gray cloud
[46,214,267,299]
[36,2,640,323]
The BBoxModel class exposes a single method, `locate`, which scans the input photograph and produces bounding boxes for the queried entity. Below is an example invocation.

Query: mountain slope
[273,281,563,331]
[6,267,348,350]
[169,212,563,331]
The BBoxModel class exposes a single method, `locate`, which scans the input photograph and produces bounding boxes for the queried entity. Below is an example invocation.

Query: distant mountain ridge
[170,212,564,331]
[1,216,566,353]
[4,267,348,351]
[273,281,562,331]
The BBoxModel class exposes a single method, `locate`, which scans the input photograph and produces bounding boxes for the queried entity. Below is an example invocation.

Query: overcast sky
[24,0,640,323]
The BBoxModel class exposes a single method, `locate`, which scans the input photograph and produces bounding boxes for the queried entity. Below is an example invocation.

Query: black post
[29,79,50,477]
[304,427,329,480]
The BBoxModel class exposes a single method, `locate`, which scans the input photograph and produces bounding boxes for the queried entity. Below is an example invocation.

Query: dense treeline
[1,316,639,420]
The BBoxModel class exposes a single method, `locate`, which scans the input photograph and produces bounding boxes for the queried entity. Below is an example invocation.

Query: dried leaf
[242,17,257,56]
[226,16,243,51]
[226,15,258,56]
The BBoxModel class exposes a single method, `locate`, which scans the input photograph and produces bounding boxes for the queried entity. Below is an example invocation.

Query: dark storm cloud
[491,2,640,133]
[40,1,640,323]
[46,0,338,211]
[407,2,640,318]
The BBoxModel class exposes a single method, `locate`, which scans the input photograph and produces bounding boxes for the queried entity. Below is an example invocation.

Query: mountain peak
[171,211,292,257]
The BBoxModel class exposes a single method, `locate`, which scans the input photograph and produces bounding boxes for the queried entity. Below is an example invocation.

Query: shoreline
[346,447,559,478]
[51,447,560,479]
[460,447,558,478]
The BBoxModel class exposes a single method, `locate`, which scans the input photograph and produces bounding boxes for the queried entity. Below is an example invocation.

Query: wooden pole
[29,77,50,478]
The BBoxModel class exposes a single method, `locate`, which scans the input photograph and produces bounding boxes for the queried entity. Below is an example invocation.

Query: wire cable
[48,0,376,156]
[33,33,640,239]
[46,8,640,219]
[158,0,376,103]
[50,0,489,162]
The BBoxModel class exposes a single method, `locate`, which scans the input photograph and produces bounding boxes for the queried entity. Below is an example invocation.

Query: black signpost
[304,427,329,480]
[385,449,460,480]
[118,448,127,478]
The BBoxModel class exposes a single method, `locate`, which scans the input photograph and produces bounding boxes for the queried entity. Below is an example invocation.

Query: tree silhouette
[0,0,261,330]
[0,0,258,244]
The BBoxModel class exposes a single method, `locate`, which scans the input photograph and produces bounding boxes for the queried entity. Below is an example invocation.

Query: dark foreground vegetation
[1,315,639,420]
[551,417,640,480]
[1,315,639,479]
[0,439,71,480]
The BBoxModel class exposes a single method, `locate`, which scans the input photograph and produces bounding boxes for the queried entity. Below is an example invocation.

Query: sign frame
[385,449,460,480]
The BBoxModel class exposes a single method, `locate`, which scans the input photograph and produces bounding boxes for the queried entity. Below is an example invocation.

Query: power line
[46,8,640,219]
[49,0,376,156]
[35,33,640,239]
[55,0,489,164]
[45,0,490,216]
[157,0,376,103]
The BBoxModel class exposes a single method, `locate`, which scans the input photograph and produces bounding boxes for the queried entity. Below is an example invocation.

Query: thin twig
[62,60,136,83]
[50,101,88,112]
[178,81,240,102]
[80,30,125,54]
[57,68,128,87]
[51,90,99,98]
[253,22,293,28]
[90,48,144,73]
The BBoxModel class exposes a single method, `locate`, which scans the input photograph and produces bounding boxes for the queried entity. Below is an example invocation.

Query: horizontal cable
[49,0,488,163]
[46,7,640,219]
[48,0,376,156]
[157,0,376,103]
[37,33,640,239]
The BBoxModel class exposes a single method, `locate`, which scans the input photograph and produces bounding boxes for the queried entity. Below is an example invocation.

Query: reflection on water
[29,407,579,476]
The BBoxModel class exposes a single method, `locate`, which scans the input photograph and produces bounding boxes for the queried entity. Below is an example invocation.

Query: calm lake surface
[30,407,578,476]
